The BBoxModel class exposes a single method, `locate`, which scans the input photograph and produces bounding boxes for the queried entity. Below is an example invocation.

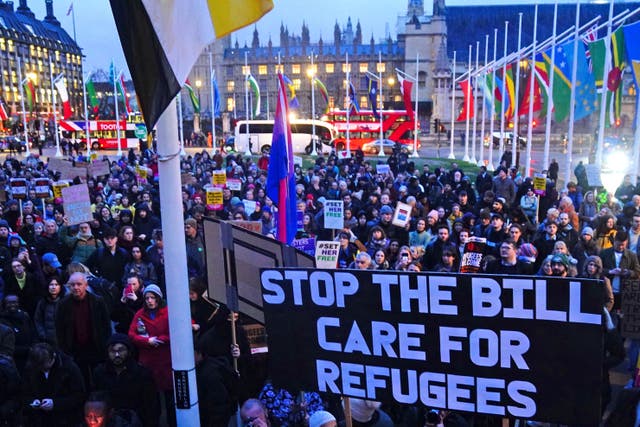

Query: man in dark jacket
[86,227,130,285]
[422,224,451,271]
[601,231,640,309]
[55,272,111,388]
[185,218,205,278]
[92,333,159,427]
[0,294,32,373]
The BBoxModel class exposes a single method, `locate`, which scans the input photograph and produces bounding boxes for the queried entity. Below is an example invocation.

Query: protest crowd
[0,142,637,427]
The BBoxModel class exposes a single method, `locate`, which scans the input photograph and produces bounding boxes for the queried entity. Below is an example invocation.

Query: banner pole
[230,310,238,373]
[343,396,352,427]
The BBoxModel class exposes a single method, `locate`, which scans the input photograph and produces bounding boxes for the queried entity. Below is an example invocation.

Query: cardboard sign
[459,237,487,273]
[392,202,412,227]
[292,237,316,257]
[533,173,547,196]
[206,188,223,211]
[34,178,51,198]
[181,173,196,186]
[261,270,604,425]
[296,210,304,231]
[622,280,640,339]
[376,164,390,174]
[226,178,242,191]
[584,164,603,187]
[135,166,148,179]
[52,182,70,200]
[314,241,340,268]
[88,160,109,179]
[323,200,344,230]
[61,184,93,225]
[47,157,72,172]
[9,178,27,199]
[293,155,303,166]
[212,170,227,187]
[230,220,263,234]
[243,199,257,216]
[337,150,351,159]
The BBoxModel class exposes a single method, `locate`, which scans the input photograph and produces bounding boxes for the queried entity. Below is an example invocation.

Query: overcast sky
[28,0,622,74]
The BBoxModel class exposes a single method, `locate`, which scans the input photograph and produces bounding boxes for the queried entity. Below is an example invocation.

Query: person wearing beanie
[339,398,393,427]
[309,410,337,427]
[185,217,205,278]
[128,281,174,420]
[93,333,160,427]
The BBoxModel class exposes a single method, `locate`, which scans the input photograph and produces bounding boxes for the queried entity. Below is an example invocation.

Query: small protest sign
[622,280,640,339]
[88,159,110,177]
[292,237,316,257]
[226,178,242,191]
[206,188,223,210]
[323,200,344,230]
[181,173,195,186]
[261,270,604,425]
[376,163,390,175]
[34,178,51,198]
[230,220,263,234]
[584,164,603,187]
[293,155,303,166]
[392,202,412,227]
[9,178,27,199]
[337,150,351,159]
[212,170,227,187]
[314,241,340,268]
[459,237,487,273]
[61,184,93,225]
[243,199,257,216]
[533,173,547,196]
[52,182,70,200]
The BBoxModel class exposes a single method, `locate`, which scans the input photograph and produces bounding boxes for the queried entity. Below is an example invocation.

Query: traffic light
[433,119,440,133]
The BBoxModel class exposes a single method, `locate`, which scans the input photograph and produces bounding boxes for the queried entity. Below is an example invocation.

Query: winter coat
[33,295,62,345]
[22,352,85,427]
[59,225,102,264]
[196,355,238,427]
[128,306,172,391]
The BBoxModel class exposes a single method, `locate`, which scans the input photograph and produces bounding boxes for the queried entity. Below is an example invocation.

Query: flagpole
[596,0,615,168]
[49,58,62,157]
[112,63,122,157]
[449,50,456,160]
[489,28,498,171]
[471,41,480,164]
[511,13,523,169]
[544,2,558,172]
[526,4,539,178]
[479,35,489,167]
[499,21,509,164]
[17,57,30,156]
[177,89,185,156]
[378,50,384,157]
[346,52,351,156]
[209,51,216,155]
[565,0,582,187]
[412,53,420,158]
[244,51,251,156]
[464,45,472,162]
[155,96,200,426]
[71,2,77,42]
[311,51,318,156]
[82,69,90,158]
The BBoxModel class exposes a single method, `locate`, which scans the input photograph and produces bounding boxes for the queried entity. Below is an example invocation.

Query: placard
[260,270,604,425]
[584,164,603,187]
[181,173,196,186]
[293,155,303,166]
[292,237,316,257]
[34,178,51,198]
[323,200,344,230]
[376,164,390,175]
[314,241,340,268]
[212,170,227,187]
[52,182,70,200]
[88,160,111,176]
[391,202,412,227]
[533,173,547,196]
[230,220,263,234]
[9,178,27,199]
[337,150,351,159]
[459,237,487,273]
[243,199,257,216]
[226,178,242,191]
[61,184,93,225]
[622,280,640,339]
[206,188,223,211]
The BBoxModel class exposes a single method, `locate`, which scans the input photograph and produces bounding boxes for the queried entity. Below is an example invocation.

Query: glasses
[443,254,455,257]
[356,260,367,264]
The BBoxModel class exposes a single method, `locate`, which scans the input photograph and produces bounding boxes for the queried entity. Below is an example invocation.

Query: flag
[266,74,297,244]
[624,21,640,101]
[85,77,99,112]
[347,81,360,113]
[282,74,299,109]
[519,62,542,114]
[212,74,221,118]
[184,79,200,113]
[396,72,414,118]
[54,77,73,119]
[481,73,495,113]
[456,79,474,121]
[493,74,507,116]
[23,79,35,112]
[109,0,274,131]
[247,74,261,118]
[500,64,516,121]
[0,97,8,121]
[569,41,598,120]
[313,77,329,114]
[66,2,73,16]
[366,75,379,119]
[583,25,598,72]
[116,72,132,115]
[589,27,626,127]
[542,41,573,123]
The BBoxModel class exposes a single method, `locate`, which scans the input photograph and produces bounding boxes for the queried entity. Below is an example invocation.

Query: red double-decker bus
[322,110,419,152]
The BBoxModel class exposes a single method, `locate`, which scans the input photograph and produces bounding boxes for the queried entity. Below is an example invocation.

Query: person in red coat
[128,284,174,425]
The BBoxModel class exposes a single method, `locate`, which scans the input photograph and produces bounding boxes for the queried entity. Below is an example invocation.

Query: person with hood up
[133,203,160,248]
[59,219,103,264]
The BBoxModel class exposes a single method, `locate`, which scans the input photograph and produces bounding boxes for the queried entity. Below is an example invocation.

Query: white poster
[323,200,344,230]
[314,241,340,269]
[392,201,412,227]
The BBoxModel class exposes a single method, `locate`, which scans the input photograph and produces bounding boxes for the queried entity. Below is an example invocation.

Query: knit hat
[317,196,327,205]
[582,226,594,237]
[551,253,570,268]
[309,411,336,427]
[495,197,506,205]
[185,218,197,229]
[517,243,538,263]
[0,219,9,230]
[106,333,133,352]
[230,196,241,207]
[144,284,163,300]
[348,399,380,422]
[380,205,393,215]
[427,209,439,220]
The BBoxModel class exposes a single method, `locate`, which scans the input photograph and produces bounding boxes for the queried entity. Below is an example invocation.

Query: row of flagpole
[447,0,640,187]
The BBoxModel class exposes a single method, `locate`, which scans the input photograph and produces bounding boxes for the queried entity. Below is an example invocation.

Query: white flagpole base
[448,151,456,160]
[487,163,495,171]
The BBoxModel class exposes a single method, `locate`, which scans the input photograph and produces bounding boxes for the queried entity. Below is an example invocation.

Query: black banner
[260,269,604,425]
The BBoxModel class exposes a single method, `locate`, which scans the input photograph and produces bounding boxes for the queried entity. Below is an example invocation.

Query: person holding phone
[128,284,174,425]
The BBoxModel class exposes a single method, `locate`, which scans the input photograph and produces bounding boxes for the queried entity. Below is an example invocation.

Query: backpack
[87,275,120,316]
